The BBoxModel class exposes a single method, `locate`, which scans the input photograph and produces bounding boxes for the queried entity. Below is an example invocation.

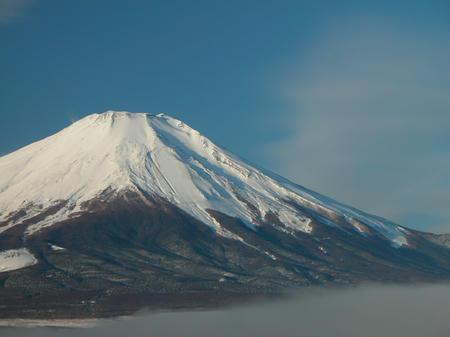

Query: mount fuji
[1,111,450,318]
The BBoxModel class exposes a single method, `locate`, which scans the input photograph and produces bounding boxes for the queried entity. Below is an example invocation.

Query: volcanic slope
[1,111,450,318]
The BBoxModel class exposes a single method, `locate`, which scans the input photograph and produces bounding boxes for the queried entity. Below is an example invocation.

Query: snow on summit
[0,111,407,246]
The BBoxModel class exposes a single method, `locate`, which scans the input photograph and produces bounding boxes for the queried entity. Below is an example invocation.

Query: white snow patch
[49,243,66,251]
[318,246,328,255]
[0,248,37,272]
[265,251,278,260]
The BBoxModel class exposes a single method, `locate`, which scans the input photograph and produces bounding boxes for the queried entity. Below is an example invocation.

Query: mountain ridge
[1,110,450,318]
[0,110,406,244]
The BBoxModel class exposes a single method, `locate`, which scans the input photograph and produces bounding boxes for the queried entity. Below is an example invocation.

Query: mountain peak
[72,111,196,145]
[95,110,168,122]
[0,111,407,246]
[77,110,169,130]
[3,114,450,318]
[99,110,165,118]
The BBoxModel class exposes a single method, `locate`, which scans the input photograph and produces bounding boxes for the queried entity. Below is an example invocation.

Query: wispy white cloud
[266,20,450,232]
[0,0,33,24]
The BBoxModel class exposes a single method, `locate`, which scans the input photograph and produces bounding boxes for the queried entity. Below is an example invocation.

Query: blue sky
[1,1,449,232]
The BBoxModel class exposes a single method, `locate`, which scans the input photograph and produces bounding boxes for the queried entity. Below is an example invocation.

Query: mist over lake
[3,283,450,337]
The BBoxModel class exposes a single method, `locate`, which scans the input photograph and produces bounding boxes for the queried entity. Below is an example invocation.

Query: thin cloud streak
[266,20,450,232]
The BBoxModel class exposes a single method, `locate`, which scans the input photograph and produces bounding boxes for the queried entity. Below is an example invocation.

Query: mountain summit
[1,111,450,318]
[0,110,405,242]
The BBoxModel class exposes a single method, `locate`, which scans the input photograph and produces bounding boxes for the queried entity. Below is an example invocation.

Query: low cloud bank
[3,283,450,337]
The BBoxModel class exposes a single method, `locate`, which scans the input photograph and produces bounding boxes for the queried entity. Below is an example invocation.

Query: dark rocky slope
[1,190,450,319]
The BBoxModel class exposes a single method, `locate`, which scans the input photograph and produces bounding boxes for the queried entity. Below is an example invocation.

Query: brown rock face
[1,190,450,319]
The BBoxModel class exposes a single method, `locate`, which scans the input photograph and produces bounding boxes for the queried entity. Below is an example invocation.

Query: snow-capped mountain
[1,111,450,319]
[0,110,405,243]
